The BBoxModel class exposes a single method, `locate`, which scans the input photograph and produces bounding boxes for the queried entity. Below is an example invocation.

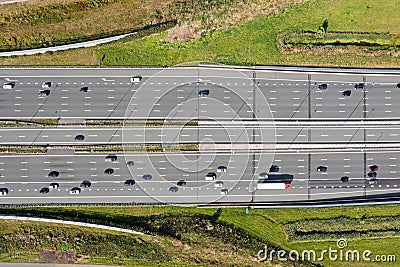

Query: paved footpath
[0,215,145,235]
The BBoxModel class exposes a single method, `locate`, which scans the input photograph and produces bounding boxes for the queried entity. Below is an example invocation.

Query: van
[131,76,142,84]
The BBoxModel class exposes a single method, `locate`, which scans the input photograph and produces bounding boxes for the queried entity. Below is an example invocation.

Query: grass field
[1,204,400,266]
[0,0,399,67]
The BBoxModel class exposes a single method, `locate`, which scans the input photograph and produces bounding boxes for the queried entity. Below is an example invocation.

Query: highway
[0,68,399,120]
[0,67,400,205]
[1,126,400,145]
[0,151,399,204]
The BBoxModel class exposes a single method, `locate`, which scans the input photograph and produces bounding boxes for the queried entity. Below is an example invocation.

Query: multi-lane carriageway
[0,67,400,205]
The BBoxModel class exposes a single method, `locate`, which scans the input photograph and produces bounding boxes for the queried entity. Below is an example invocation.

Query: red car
[369,165,379,172]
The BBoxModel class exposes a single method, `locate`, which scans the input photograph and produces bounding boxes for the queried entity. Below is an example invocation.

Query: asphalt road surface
[0,151,399,205]
[1,126,400,145]
[1,67,400,205]
[1,68,399,120]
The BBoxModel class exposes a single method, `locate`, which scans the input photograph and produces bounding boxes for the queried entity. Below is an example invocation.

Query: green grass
[2,0,399,67]
[3,205,400,266]
[95,0,400,67]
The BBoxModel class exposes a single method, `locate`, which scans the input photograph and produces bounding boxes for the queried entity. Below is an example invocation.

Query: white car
[3,82,15,89]
[49,183,59,189]
[130,76,142,84]
[70,187,81,195]
[259,172,269,179]
[214,181,224,188]
[42,82,52,88]
[217,166,227,173]
[220,188,228,195]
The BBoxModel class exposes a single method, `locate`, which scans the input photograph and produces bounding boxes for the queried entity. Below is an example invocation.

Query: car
[49,183,59,189]
[38,89,50,96]
[105,154,117,162]
[104,168,114,175]
[70,187,81,195]
[0,188,8,196]
[79,86,89,93]
[177,180,187,186]
[397,83,400,89]
[369,179,378,185]
[342,90,352,96]
[48,171,59,178]
[169,186,179,193]
[142,174,152,180]
[198,90,210,96]
[269,165,280,172]
[39,187,49,194]
[367,171,377,178]
[318,84,328,90]
[74,135,85,141]
[80,180,91,188]
[217,166,227,173]
[131,75,142,83]
[42,82,52,88]
[205,172,217,181]
[124,179,135,186]
[259,172,269,179]
[340,176,349,183]
[214,181,224,188]
[126,161,135,167]
[317,166,328,172]
[369,165,379,172]
[3,82,15,90]
[220,188,229,195]
[354,83,364,90]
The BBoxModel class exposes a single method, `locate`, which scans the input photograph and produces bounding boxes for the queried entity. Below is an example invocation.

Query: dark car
[354,83,364,90]
[342,90,351,96]
[397,83,400,89]
[79,86,89,93]
[318,84,328,90]
[0,188,9,196]
[38,89,50,96]
[169,186,179,193]
[126,161,135,167]
[198,90,210,96]
[142,174,152,181]
[317,166,328,172]
[105,154,117,162]
[48,171,59,178]
[80,180,91,188]
[74,135,85,141]
[177,180,187,186]
[369,165,379,172]
[104,168,114,175]
[269,165,280,172]
[124,179,135,186]
[368,171,377,178]
[39,187,49,194]
[341,176,349,183]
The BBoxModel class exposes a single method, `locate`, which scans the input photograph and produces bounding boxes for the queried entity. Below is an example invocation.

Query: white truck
[257,182,290,190]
